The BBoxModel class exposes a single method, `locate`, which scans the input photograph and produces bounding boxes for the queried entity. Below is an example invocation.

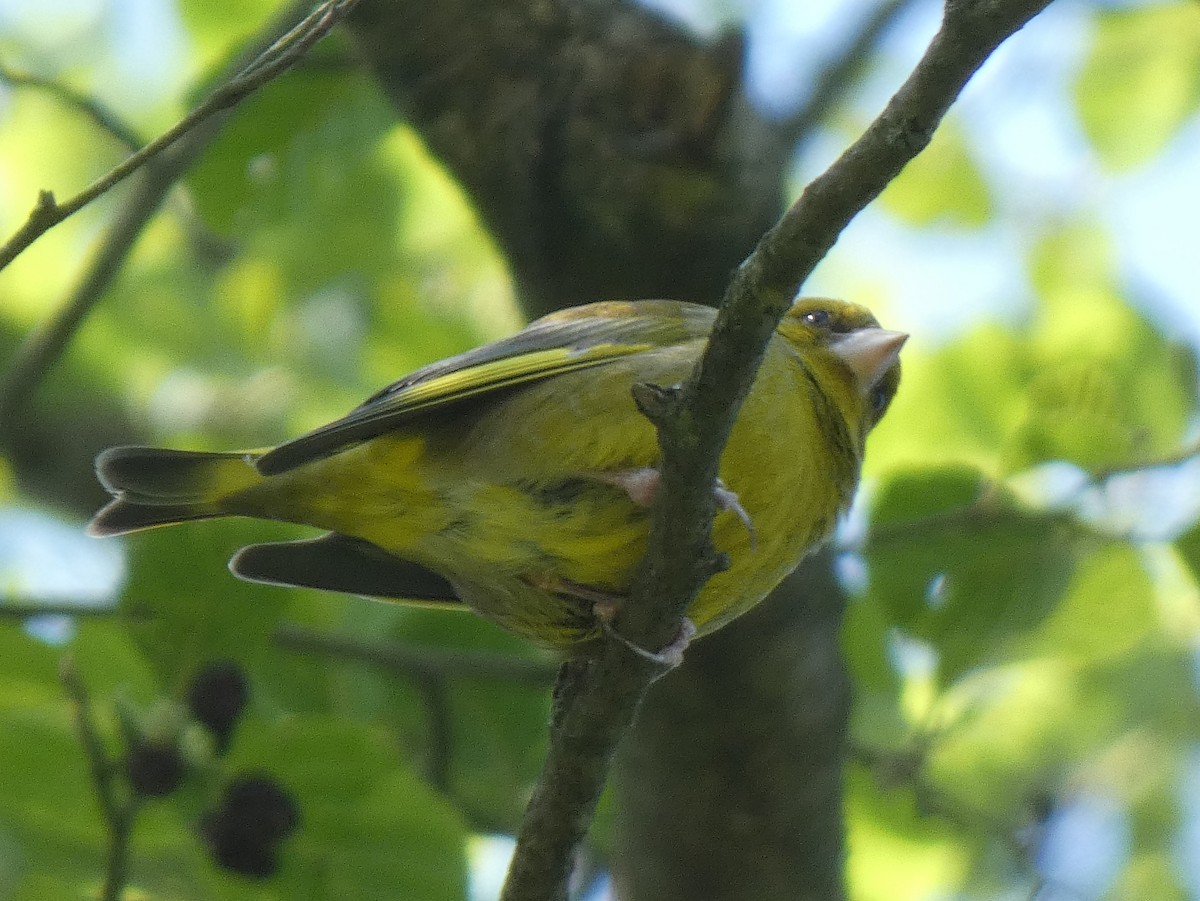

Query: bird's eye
[803,309,832,329]
[870,386,890,416]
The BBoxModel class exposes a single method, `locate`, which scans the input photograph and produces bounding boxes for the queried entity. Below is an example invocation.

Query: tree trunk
[612,554,849,900]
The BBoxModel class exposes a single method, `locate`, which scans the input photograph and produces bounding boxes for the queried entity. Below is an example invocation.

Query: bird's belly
[430,479,650,589]
[416,478,652,645]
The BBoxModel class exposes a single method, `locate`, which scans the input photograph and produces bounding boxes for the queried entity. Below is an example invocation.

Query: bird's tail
[88,446,266,537]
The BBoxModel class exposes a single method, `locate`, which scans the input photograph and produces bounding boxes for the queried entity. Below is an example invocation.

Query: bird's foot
[531,573,695,668]
[594,602,697,669]
[592,467,756,550]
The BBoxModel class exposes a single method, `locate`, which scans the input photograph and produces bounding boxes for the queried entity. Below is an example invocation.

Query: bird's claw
[535,574,696,668]
[713,478,756,551]
[596,609,696,669]
[592,468,757,550]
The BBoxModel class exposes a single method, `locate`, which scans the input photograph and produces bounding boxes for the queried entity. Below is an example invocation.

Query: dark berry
[186,661,249,754]
[222,774,300,842]
[200,810,279,878]
[200,773,300,878]
[125,740,185,797]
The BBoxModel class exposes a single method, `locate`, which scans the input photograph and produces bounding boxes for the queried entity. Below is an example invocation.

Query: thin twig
[499,1,1056,898]
[0,65,144,151]
[0,0,360,274]
[61,656,121,822]
[0,65,231,268]
[0,158,199,429]
[274,622,559,686]
[1090,435,1200,481]
[858,439,1200,548]
[785,0,921,146]
[413,673,455,791]
[61,656,140,901]
[0,600,148,619]
[851,742,1034,862]
[0,0,349,429]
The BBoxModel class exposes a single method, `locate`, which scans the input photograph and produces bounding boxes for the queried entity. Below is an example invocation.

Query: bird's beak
[830,328,908,392]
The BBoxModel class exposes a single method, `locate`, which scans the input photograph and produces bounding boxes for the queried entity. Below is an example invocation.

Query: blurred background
[1,0,1199,898]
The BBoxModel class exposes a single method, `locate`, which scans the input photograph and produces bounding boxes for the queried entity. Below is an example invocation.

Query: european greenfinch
[90,298,904,648]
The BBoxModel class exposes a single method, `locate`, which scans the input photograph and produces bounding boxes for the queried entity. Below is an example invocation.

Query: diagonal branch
[0,0,359,275]
[500,0,1055,898]
[784,0,923,146]
[0,0,356,430]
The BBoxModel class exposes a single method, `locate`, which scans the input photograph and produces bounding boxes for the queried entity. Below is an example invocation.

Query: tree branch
[273,622,558,686]
[61,656,141,901]
[0,0,353,431]
[0,600,148,619]
[784,0,922,146]
[500,0,1054,898]
[0,0,359,274]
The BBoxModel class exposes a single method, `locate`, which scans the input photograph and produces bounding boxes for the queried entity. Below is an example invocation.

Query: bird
[89,298,905,652]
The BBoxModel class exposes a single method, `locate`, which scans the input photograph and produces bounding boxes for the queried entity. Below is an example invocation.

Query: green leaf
[843,587,911,752]
[880,123,992,227]
[187,69,398,251]
[1011,226,1199,472]
[1019,543,1156,664]
[869,229,1197,478]
[869,465,987,527]
[1108,854,1188,901]
[863,326,1032,475]
[1086,641,1200,745]
[864,467,1079,683]
[1076,4,1200,170]
[268,599,552,834]
[119,519,296,689]
[177,0,295,77]
[842,589,902,697]
[843,765,971,901]
[920,658,1097,839]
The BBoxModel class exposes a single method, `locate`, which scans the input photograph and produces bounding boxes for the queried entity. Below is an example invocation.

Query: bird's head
[778,297,907,445]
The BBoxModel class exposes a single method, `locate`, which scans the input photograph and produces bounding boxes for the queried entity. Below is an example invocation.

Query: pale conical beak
[830,328,908,392]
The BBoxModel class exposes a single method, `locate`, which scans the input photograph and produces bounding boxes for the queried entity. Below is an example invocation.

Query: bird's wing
[230,532,463,606]
[256,300,715,474]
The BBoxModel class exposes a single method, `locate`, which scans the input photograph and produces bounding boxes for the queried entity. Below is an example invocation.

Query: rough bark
[345,0,789,318]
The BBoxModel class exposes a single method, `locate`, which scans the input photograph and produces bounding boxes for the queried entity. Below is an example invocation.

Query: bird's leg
[528,573,696,667]
[526,574,625,606]
[592,467,660,507]
[590,467,757,550]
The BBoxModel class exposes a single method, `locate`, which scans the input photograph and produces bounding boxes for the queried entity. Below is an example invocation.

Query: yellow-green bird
[90,298,904,649]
